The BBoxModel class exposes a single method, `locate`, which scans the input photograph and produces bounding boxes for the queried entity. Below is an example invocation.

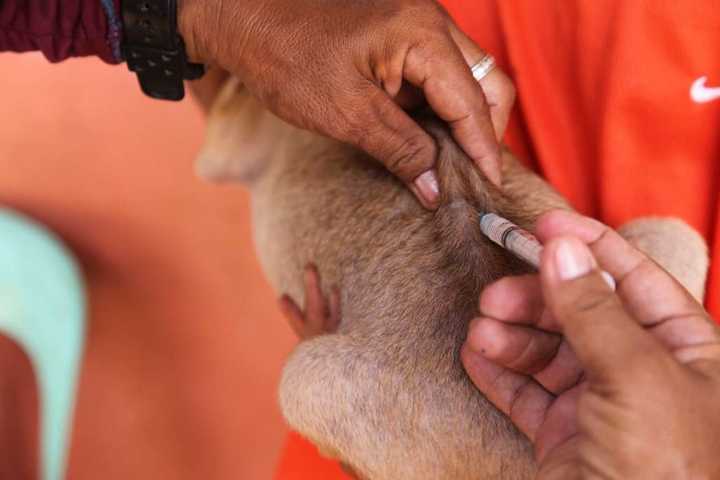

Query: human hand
[178,0,515,208]
[462,210,720,479]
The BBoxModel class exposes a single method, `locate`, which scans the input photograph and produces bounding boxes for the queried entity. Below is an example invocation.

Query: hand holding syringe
[479,213,616,290]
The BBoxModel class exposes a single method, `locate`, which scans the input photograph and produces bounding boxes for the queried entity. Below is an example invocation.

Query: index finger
[403,34,502,185]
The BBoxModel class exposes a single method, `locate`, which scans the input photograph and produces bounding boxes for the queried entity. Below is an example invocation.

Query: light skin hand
[177,0,515,208]
[462,210,720,479]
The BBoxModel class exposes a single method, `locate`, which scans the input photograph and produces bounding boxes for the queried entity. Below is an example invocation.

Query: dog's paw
[279,264,341,340]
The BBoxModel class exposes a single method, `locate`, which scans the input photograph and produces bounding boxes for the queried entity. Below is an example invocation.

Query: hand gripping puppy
[193,76,709,480]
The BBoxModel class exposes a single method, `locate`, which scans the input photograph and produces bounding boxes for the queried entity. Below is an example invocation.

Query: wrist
[177,0,210,63]
[122,0,205,100]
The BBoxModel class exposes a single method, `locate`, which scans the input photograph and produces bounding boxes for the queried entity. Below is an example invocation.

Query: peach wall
[0,53,295,479]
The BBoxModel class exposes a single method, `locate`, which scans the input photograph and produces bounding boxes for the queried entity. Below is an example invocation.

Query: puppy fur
[194,77,709,480]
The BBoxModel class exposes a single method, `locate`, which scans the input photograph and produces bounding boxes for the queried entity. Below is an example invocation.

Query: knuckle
[557,283,616,320]
[381,1,450,44]
[340,103,366,136]
[391,0,447,22]
[348,91,437,180]
[404,34,457,84]
[625,349,671,381]
[404,43,431,79]
[539,209,569,227]
[368,0,447,47]
[621,351,655,378]
[573,290,615,315]
[499,78,517,106]
[612,436,648,467]
[406,37,436,64]
[383,134,436,179]
[333,93,379,143]
[469,94,492,117]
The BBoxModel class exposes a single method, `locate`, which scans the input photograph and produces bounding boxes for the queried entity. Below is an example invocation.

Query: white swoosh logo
[690,76,720,104]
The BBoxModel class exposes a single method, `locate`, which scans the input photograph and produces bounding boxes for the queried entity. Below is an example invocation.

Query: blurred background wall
[0,53,296,479]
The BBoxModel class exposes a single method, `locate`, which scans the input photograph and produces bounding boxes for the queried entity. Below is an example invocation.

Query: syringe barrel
[479,213,542,268]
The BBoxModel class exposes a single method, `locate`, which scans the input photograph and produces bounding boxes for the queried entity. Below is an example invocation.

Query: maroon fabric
[0,0,121,64]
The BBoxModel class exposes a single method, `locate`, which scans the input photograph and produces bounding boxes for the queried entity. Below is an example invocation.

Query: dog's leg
[279,264,341,340]
[619,218,709,301]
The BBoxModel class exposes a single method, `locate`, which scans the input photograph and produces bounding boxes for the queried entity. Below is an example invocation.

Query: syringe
[479,213,543,268]
[479,212,616,289]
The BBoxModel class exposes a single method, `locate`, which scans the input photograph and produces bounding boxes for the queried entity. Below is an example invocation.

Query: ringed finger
[448,24,516,140]
[403,34,501,185]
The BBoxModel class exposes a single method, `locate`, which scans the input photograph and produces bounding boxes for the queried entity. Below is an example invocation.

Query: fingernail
[414,170,440,204]
[601,271,617,291]
[554,239,594,281]
[486,160,502,187]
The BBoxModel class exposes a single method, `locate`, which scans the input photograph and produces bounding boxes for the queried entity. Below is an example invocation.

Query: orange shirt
[275,1,720,477]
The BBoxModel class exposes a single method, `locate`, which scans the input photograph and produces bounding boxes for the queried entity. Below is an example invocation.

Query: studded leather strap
[122,0,205,101]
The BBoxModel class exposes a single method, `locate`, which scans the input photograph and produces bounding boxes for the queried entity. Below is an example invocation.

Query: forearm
[0,0,122,63]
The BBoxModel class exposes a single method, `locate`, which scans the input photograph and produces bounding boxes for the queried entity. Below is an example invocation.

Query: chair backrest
[0,209,86,480]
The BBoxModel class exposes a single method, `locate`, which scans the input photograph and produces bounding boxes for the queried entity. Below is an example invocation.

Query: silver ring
[471,54,496,82]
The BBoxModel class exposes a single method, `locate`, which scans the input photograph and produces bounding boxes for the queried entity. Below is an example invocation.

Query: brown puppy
[194,77,708,480]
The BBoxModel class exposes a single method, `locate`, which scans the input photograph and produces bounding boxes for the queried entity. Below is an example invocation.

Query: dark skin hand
[178,0,515,208]
[462,211,720,479]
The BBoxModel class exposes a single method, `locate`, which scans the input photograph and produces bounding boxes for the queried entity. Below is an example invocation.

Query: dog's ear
[187,66,231,113]
[193,75,296,184]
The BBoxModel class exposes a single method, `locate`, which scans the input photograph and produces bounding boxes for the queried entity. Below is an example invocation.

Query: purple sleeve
[0,0,123,64]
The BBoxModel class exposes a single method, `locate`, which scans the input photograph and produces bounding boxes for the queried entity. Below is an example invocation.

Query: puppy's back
[247,113,568,479]
[196,79,707,479]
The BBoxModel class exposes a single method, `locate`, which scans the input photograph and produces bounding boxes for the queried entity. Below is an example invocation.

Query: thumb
[540,237,665,383]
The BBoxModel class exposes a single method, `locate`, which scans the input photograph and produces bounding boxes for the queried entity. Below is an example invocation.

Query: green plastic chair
[0,209,86,480]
